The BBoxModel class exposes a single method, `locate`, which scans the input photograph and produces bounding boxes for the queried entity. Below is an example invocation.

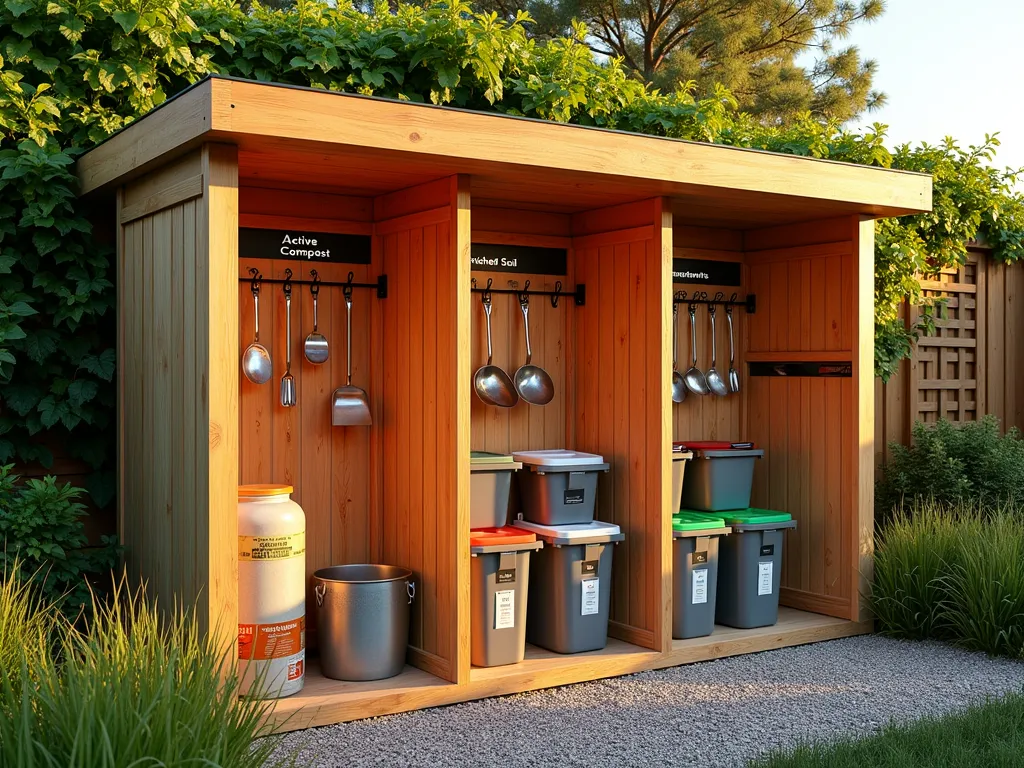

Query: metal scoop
[280,275,296,407]
[474,294,518,407]
[242,278,272,385]
[671,302,686,403]
[514,293,554,406]
[331,286,371,426]
[684,304,710,396]
[706,303,729,397]
[303,270,329,365]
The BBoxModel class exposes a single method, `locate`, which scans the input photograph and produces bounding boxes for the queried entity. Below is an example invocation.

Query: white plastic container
[238,484,306,698]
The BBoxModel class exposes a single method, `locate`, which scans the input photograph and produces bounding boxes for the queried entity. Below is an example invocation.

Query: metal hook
[248,267,261,297]
[713,291,725,303]
[309,269,321,297]
[519,279,531,308]
[729,292,738,303]
[551,281,563,308]
[282,268,293,297]
[343,271,354,300]
[484,278,493,306]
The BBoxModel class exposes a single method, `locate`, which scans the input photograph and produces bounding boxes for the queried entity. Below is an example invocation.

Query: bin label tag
[760,544,775,557]
[495,590,515,629]
[581,560,599,578]
[496,568,516,585]
[758,561,773,596]
[238,532,305,562]
[692,568,708,605]
[563,489,585,505]
[692,551,708,565]
[581,578,600,616]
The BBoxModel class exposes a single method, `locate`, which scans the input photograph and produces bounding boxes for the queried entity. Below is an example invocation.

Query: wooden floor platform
[268,608,871,732]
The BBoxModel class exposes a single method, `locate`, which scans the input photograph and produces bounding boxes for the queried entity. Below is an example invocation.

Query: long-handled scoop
[303,273,329,365]
[474,295,518,407]
[331,288,371,426]
[671,303,686,403]
[683,304,710,396]
[280,280,296,407]
[706,304,729,397]
[726,305,740,393]
[242,281,272,385]
[514,294,554,406]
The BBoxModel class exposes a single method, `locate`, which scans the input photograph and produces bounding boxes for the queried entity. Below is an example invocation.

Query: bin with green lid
[706,508,797,629]
[470,452,523,529]
[672,512,731,639]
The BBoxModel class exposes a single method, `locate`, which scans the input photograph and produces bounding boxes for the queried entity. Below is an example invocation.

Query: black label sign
[496,568,516,584]
[563,489,585,506]
[692,551,708,565]
[471,244,568,276]
[239,228,371,264]
[760,545,775,557]
[749,362,852,378]
[673,258,741,286]
[581,560,599,579]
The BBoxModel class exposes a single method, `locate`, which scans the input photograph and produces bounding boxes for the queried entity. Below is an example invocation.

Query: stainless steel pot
[313,564,415,682]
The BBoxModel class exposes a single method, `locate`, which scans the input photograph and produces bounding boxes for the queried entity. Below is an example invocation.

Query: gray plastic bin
[513,520,623,653]
[711,509,796,629]
[513,450,609,526]
[671,445,693,513]
[680,443,764,512]
[469,528,542,667]
[672,512,730,639]
[470,452,522,529]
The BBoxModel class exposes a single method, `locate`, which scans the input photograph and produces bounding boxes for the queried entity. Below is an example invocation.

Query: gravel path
[274,636,1024,767]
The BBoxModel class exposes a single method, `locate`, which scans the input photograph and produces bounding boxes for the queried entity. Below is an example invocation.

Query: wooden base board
[268,608,870,732]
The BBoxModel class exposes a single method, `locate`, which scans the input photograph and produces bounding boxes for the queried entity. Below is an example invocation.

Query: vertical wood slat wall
[117,144,238,646]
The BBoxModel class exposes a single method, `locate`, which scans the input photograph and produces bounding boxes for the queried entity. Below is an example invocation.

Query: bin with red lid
[677,441,764,511]
[469,527,543,667]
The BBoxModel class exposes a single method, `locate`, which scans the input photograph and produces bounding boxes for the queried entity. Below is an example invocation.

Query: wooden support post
[852,215,875,623]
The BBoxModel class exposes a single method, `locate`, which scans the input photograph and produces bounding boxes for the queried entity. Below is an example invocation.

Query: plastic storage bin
[671,444,693,513]
[672,512,731,639]
[513,450,610,526]
[679,442,764,512]
[470,452,523,529]
[469,527,543,667]
[512,520,624,653]
[707,509,796,629]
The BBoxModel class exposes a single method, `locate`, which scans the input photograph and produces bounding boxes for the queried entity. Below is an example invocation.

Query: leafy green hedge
[1,0,1023,501]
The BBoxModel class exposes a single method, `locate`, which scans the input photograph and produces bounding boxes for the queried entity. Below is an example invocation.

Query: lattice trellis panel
[911,255,984,423]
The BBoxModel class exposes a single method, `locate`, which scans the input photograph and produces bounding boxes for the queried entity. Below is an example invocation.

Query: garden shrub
[0,464,119,612]
[0,573,291,767]
[877,416,1024,513]
[872,499,1024,659]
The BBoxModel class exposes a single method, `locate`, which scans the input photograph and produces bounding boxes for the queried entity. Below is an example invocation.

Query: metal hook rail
[244,267,388,299]
[673,290,756,314]
[470,277,586,308]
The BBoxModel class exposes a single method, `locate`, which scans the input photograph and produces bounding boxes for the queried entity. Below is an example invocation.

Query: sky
[831,0,1024,177]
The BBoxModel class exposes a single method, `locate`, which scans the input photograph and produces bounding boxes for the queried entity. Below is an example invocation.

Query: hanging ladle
[671,301,686,404]
[684,302,710,396]
[303,270,329,365]
[706,301,729,397]
[514,289,554,406]
[242,271,272,385]
[474,291,518,407]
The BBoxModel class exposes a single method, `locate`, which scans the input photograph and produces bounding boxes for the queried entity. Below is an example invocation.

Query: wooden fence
[875,245,1024,466]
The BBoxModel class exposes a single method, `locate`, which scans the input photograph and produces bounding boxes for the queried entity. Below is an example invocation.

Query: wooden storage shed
[76,75,931,730]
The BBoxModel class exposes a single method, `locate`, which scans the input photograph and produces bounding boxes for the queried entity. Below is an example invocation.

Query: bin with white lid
[671,443,693,514]
[694,509,796,629]
[672,511,730,639]
[470,452,523,529]
[512,519,623,653]
[470,527,543,667]
[679,442,764,512]
[512,450,610,525]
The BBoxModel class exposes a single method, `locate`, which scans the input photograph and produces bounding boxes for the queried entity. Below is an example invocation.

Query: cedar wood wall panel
[118,145,238,645]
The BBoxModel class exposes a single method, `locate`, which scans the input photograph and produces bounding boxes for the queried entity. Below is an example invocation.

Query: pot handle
[315,582,326,607]
[406,580,416,604]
